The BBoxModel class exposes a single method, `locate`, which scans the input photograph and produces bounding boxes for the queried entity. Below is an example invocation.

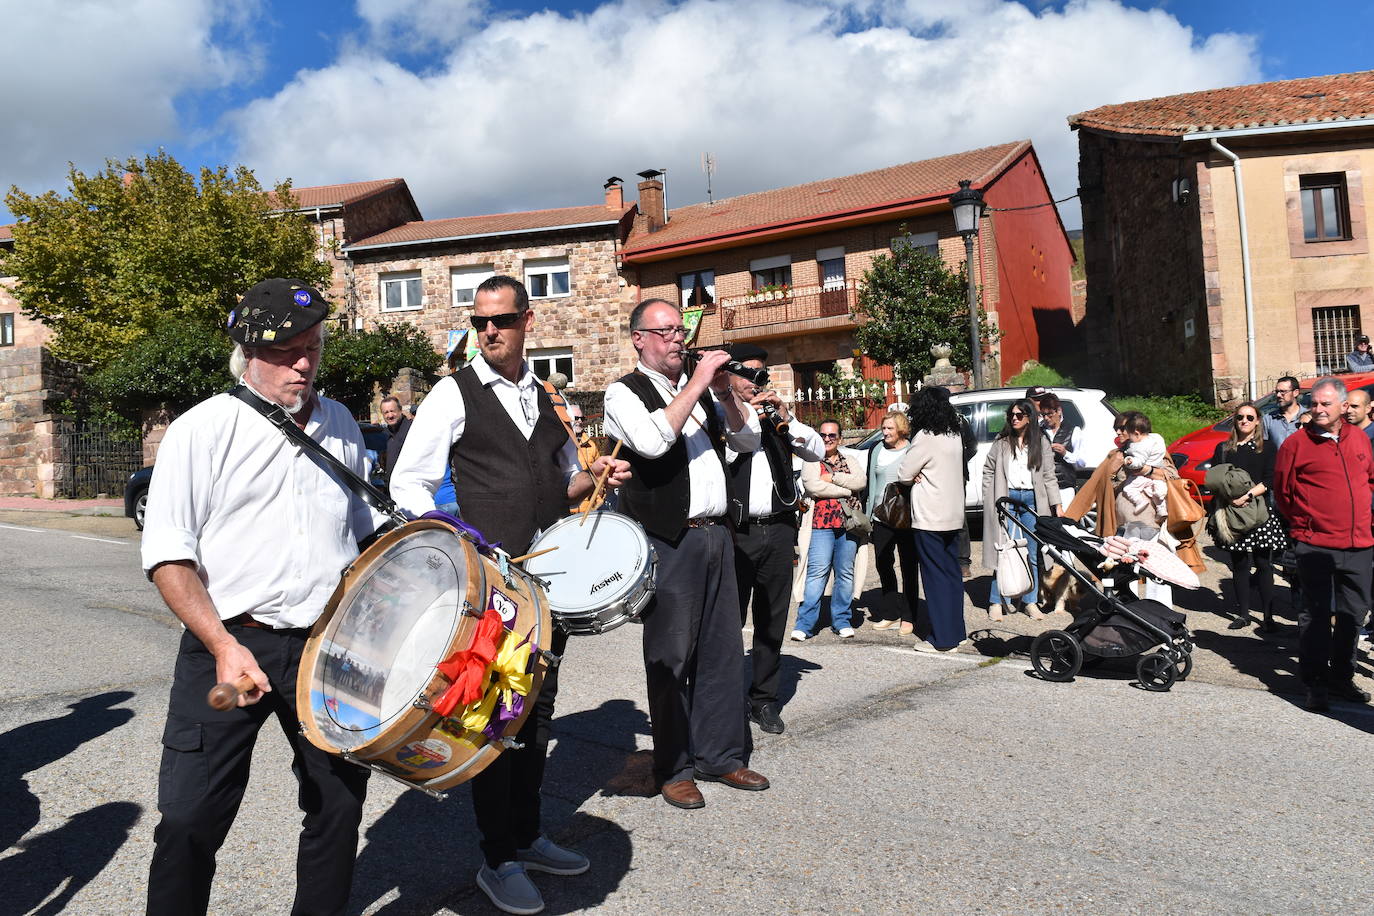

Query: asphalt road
[2,516,1373,915]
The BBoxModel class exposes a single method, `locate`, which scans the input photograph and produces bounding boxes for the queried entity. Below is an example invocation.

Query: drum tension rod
[500,736,526,751]
[537,649,562,668]
[340,751,448,800]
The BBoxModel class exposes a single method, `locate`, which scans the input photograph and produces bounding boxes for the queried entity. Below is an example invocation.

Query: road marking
[71,535,129,546]
[0,523,44,533]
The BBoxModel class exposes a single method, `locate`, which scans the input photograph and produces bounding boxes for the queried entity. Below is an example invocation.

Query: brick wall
[0,347,82,497]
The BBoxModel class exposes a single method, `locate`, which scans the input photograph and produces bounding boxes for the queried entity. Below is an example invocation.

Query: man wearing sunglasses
[604,298,769,811]
[389,274,630,915]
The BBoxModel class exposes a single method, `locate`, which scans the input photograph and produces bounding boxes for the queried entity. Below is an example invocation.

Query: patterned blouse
[813,452,855,530]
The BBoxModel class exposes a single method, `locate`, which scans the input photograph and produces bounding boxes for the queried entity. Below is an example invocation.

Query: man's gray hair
[1311,376,1348,400]
[227,321,328,380]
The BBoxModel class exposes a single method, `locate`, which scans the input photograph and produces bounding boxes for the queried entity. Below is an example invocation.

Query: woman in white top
[981,399,1060,620]
[866,411,919,634]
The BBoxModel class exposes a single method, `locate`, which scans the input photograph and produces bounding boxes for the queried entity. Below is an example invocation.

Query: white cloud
[231,0,1260,229]
[0,0,258,211]
[356,0,487,51]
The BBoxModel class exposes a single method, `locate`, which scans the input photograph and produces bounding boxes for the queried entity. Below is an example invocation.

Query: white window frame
[678,269,715,309]
[451,265,494,308]
[529,346,575,386]
[525,257,571,300]
[380,271,423,312]
[817,246,846,291]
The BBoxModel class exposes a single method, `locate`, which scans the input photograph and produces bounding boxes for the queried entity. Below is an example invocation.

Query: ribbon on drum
[433,608,504,716]
[432,605,538,739]
[480,631,534,739]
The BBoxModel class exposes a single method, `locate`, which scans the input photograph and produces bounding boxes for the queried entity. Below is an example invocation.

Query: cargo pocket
[157,715,207,808]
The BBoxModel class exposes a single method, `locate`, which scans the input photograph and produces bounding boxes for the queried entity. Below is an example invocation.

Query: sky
[3,0,1372,231]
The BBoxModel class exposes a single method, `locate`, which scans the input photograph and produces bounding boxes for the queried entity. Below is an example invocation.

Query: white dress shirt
[604,361,761,520]
[140,391,381,629]
[389,356,581,519]
[726,417,824,517]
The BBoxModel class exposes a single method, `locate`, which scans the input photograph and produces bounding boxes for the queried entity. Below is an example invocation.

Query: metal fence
[57,422,143,499]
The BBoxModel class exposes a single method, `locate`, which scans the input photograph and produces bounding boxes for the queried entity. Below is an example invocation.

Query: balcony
[717,281,859,340]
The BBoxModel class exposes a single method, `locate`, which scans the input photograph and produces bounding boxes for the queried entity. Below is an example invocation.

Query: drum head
[306,526,476,751]
[524,511,651,615]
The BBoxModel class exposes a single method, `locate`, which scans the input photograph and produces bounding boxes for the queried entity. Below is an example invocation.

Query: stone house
[619,141,1077,399]
[342,183,637,392]
[1070,69,1374,402]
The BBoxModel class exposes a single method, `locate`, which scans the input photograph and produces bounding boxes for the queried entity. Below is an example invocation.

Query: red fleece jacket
[1273,419,1374,549]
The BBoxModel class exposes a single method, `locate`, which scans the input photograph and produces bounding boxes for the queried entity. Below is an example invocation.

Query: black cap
[226,278,329,346]
[1025,385,1051,400]
[726,343,768,363]
[1359,335,1370,344]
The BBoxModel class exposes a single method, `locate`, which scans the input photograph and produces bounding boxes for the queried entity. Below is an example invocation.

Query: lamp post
[950,179,986,389]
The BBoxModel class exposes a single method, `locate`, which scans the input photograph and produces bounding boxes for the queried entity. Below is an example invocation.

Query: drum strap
[540,380,589,467]
[228,384,401,522]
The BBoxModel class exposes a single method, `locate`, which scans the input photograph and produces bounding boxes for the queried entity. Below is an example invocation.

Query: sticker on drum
[523,511,655,633]
[488,587,518,624]
[395,737,453,769]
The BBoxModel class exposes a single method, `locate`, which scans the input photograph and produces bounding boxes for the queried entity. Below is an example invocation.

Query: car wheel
[134,488,149,530]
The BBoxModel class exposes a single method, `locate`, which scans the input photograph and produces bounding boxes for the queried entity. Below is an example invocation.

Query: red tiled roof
[271,178,411,210]
[0,224,12,243]
[1069,70,1374,138]
[347,203,632,250]
[622,141,1029,259]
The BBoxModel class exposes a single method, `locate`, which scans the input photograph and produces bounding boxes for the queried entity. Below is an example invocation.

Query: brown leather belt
[686,516,726,528]
[224,613,310,635]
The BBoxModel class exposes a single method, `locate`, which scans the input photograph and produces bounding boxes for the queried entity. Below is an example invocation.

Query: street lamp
[950,179,986,389]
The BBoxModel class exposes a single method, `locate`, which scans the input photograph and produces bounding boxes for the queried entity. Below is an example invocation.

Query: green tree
[84,316,235,426]
[317,323,442,415]
[2,151,329,368]
[852,238,998,383]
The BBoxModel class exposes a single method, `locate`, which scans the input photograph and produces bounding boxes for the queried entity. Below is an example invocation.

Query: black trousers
[471,626,568,867]
[1294,543,1372,687]
[147,624,369,916]
[643,525,749,785]
[734,519,798,709]
[872,521,919,623]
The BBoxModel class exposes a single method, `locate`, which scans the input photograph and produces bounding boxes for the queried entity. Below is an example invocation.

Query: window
[451,265,494,307]
[0,313,13,347]
[817,247,846,290]
[749,254,792,291]
[892,231,939,256]
[678,270,715,309]
[1313,305,1362,375]
[529,347,574,386]
[1301,174,1350,242]
[381,271,422,312]
[525,258,570,299]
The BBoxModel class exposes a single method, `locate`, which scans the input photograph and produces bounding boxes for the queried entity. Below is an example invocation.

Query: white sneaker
[476,862,544,915]
[837,627,855,638]
[790,629,809,641]
[517,835,590,876]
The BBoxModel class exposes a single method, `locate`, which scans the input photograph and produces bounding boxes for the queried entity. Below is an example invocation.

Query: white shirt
[389,356,582,518]
[604,361,761,520]
[1046,424,1086,468]
[140,391,381,629]
[726,417,824,517]
[1006,444,1034,490]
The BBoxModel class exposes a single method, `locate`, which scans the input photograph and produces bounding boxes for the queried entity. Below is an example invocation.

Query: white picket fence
[787,377,922,406]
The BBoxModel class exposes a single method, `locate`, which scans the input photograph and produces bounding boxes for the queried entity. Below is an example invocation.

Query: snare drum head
[524,511,651,614]
[305,525,477,752]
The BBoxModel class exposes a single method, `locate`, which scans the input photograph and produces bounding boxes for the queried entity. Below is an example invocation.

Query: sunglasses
[1009,411,1028,419]
[470,311,523,330]
[1236,414,1258,422]
[820,432,840,440]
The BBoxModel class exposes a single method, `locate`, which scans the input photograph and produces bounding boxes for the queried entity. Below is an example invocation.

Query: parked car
[126,422,391,531]
[852,386,1119,512]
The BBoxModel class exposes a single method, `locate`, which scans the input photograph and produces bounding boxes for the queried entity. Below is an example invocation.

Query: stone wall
[1,276,54,349]
[0,347,82,497]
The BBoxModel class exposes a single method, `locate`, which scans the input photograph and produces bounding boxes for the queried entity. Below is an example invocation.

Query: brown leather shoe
[661,779,705,809]
[695,767,770,791]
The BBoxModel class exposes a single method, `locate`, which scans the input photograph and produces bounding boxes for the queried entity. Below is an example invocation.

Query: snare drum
[522,510,656,635]
[296,519,551,793]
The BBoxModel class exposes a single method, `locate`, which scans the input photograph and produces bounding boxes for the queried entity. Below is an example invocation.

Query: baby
[1121,415,1167,518]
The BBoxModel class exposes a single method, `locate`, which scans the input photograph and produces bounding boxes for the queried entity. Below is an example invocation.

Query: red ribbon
[432,608,504,717]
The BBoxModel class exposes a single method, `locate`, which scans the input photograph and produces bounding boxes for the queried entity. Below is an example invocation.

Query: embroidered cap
[226,278,329,346]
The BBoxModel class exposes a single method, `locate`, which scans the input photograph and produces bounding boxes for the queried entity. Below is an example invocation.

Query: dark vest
[1050,423,1080,491]
[613,371,726,542]
[450,366,569,555]
[728,422,798,525]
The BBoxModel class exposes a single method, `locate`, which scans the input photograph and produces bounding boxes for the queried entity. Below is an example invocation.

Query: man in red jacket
[1274,377,1374,712]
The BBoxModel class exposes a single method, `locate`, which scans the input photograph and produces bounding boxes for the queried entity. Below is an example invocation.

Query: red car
[1168,372,1374,499]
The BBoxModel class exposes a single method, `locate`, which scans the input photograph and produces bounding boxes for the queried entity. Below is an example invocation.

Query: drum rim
[524,510,653,612]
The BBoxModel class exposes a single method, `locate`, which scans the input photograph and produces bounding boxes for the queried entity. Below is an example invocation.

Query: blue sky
[4,0,1372,229]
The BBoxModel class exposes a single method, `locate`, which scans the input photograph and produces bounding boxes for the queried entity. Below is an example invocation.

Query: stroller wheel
[1137,652,1178,692]
[1030,630,1083,682]
[1173,650,1194,681]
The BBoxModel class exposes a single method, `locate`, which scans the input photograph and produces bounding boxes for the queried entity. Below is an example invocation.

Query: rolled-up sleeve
[390,377,465,518]
[722,397,761,453]
[140,419,211,577]
[604,381,677,458]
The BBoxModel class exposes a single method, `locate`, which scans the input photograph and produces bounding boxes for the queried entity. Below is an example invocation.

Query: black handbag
[872,481,912,529]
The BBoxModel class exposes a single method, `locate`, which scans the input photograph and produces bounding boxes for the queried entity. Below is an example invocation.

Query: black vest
[1050,423,1080,491]
[728,422,798,524]
[613,371,726,542]
[450,366,570,555]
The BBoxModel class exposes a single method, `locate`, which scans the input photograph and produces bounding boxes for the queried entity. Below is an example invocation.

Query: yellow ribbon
[456,629,535,734]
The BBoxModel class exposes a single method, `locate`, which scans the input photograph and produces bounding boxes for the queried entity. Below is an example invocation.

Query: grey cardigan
[981,435,1060,569]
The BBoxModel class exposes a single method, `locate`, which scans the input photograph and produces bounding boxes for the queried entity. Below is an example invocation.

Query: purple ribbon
[421,509,500,555]
[480,633,538,739]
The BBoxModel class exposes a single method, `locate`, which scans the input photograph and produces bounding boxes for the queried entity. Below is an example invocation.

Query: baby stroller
[993,497,1196,692]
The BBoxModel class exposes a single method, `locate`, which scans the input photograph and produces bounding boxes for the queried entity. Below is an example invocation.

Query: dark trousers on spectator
[734,518,798,710]
[643,525,749,785]
[472,626,568,867]
[147,625,369,916]
[1293,542,1372,687]
[913,529,968,649]
[872,521,919,624]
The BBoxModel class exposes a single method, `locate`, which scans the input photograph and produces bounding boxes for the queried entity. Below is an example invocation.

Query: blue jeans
[795,527,858,634]
[989,488,1040,606]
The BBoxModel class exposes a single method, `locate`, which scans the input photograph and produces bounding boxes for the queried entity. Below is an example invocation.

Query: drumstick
[207,674,258,711]
[579,440,622,526]
[509,546,559,564]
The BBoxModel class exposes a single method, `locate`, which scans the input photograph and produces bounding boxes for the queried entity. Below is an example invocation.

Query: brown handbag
[873,481,912,529]
[1163,477,1206,526]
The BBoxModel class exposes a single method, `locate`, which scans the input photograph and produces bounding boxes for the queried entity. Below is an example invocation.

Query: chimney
[636,169,666,233]
[604,176,624,211]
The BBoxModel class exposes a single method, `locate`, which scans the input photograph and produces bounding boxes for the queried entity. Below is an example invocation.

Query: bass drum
[523,510,656,635]
[296,519,551,793]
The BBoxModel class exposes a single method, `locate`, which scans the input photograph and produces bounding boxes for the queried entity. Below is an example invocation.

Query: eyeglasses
[1038,410,1058,418]
[1274,386,1295,394]
[635,326,689,339]
[470,312,523,330]
[820,432,840,440]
